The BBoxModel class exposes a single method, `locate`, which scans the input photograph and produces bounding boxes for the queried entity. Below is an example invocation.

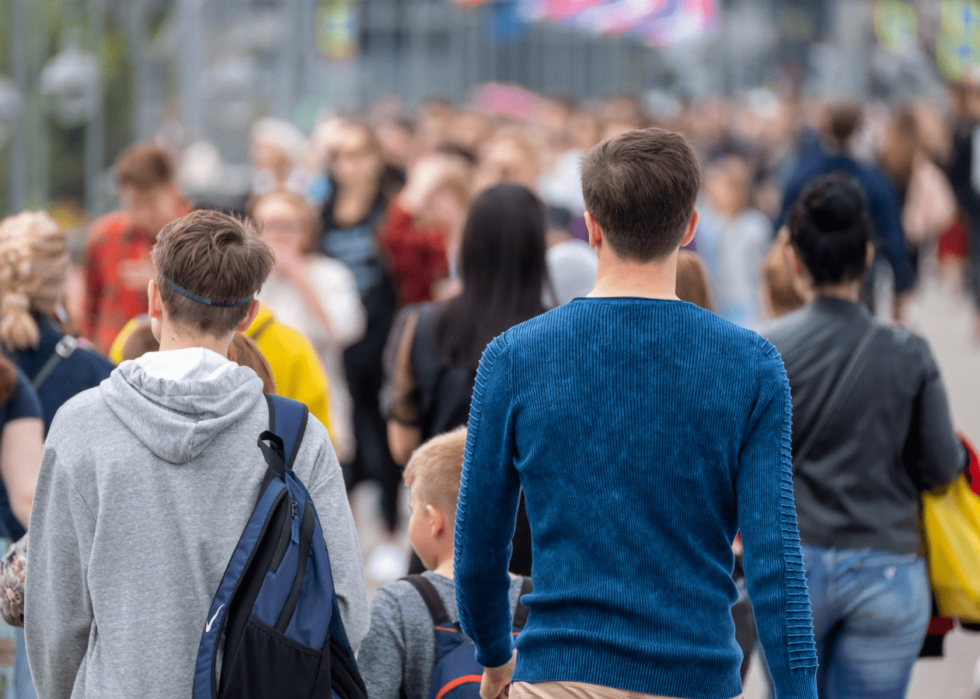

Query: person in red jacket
[83,143,188,354]
[378,149,472,306]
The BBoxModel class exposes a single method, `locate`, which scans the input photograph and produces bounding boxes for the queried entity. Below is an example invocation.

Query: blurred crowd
[24,78,980,583]
[1,74,980,698]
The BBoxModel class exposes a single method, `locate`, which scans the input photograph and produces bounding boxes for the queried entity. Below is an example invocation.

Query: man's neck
[589,249,680,300]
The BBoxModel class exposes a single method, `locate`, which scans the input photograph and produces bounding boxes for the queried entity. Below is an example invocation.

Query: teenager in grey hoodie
[24,210,369,699]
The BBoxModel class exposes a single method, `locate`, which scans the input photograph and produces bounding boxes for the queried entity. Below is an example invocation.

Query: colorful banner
[521,0,717,46]
[937,0,980,81]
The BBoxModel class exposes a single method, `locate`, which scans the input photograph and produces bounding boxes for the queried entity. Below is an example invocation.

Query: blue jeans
[14,628,36,699]
[804,546,930,699]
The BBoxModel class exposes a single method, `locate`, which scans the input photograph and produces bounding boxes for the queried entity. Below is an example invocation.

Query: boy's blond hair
[403,427,467,520]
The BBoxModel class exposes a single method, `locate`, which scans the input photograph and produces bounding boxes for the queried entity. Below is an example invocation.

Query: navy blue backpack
[193,395,367,699]
[403,575,532,699]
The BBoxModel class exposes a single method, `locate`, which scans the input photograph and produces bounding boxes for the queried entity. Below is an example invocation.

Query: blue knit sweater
[454,298,817,699]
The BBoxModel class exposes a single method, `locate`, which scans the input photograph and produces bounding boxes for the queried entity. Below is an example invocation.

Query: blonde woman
[0,212,114,432]
[252,190,366,464]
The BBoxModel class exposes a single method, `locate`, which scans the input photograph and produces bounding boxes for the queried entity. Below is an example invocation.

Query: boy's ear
[425,504,447,538]
[235,300,262,333]
[148,280,163,320]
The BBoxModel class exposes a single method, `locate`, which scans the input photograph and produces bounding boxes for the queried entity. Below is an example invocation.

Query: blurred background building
[0,0,968,222]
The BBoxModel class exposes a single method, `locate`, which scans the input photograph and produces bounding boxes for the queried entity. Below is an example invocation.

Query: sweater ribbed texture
[454,298,817,699]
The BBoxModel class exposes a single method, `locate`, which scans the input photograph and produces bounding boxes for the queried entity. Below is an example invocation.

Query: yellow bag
[922,475,980,622]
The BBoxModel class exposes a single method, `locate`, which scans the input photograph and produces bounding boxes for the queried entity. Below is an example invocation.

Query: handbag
[922,434,980,623]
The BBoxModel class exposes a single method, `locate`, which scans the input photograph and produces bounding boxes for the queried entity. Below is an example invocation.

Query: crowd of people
[0,76,974,699]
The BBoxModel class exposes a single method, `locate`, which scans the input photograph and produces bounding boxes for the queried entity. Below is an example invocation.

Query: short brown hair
[115,142,173,191]
[403,427,467,519]
[581,127,701,261]
[151,210,275,337]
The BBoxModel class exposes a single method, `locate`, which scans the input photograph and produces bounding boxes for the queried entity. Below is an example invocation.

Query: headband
[162,276,253,308]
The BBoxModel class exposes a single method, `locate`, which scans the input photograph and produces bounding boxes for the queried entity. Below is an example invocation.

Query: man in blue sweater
[454,128,818,699]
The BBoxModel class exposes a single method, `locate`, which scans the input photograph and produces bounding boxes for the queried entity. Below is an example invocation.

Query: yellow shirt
[108,306,332,436]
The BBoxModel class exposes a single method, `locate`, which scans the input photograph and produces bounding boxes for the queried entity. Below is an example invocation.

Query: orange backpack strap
[403,575,451,626]
[512,577,533,629]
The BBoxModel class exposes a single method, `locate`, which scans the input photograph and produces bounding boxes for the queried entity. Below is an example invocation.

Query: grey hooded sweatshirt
[25,348,369,699]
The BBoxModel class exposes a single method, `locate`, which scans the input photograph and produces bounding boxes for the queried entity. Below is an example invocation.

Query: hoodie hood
[102,348,265,464]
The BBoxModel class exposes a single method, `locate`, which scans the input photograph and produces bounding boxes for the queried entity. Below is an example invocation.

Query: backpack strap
[32,335,77,391]
[512,577,533,629]
[402,575,451,626]
[258,395,309,487]
[265,394,309,471]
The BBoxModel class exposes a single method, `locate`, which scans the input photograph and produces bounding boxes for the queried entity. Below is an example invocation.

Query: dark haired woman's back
[382,184,551,576]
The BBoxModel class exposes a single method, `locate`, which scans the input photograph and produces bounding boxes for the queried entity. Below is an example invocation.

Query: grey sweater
[24,350,369,699]
[358,572,527,699]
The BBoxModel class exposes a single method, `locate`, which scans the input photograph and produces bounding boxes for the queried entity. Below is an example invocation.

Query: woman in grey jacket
[763,174,966,699]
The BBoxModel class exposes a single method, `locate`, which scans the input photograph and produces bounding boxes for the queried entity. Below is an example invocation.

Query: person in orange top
[83,143,188,353]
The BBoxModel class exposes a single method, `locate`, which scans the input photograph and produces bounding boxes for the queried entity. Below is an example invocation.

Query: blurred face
[251,140,291,183]
[478,139,539,191]
[331,127,384,190]
[120,185,182,236]
[254,196,307,258]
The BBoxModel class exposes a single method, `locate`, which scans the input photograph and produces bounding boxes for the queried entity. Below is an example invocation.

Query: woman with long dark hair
[383,183,550,575]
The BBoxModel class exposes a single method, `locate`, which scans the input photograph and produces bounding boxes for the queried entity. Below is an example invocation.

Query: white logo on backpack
[206,605,225,633]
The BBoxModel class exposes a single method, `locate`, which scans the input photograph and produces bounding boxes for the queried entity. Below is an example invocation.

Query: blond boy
[358,428,528,699]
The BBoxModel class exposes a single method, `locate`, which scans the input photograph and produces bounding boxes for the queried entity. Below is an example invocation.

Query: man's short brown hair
[581,127,701,261]
[115,142,173,191]
[403,427,467,520]
[151,210,275,337]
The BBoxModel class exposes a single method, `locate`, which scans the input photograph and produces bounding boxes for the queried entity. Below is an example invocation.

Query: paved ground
[355,274,980,698]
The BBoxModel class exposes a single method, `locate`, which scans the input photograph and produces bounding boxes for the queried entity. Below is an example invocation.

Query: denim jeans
[803,546,930,699]
[14,627,36,699]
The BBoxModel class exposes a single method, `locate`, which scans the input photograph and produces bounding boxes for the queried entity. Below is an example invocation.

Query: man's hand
[480,651,516,699]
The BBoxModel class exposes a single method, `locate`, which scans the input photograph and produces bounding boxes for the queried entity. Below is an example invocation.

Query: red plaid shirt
[83,211,182,354]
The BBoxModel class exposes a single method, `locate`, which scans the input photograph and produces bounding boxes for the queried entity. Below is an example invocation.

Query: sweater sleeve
[454,334,521,669]
[24,445,95,699]
[357,586,407,699]
[737,342,818,699]
[305,418,370,649]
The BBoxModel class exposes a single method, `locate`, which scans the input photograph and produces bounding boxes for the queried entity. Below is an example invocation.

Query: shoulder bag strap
[32,335,77,391]
[793,324,881,471]
[402,575,451,626]
[512,577,534,629]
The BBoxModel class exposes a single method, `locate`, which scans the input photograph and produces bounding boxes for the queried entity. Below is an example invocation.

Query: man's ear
[865,241,875,269]
[235,300,262,333]
[425,504,446,538]
[679,209,699,248]
[585,211,602,250]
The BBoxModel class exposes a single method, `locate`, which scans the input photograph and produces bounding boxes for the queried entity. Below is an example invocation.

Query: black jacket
[762,298,965,555]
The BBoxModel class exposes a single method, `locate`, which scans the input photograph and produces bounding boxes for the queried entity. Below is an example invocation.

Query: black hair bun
[807,180,865,234]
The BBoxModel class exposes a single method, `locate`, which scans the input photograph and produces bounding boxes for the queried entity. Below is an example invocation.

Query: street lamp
[40,32,100,129]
